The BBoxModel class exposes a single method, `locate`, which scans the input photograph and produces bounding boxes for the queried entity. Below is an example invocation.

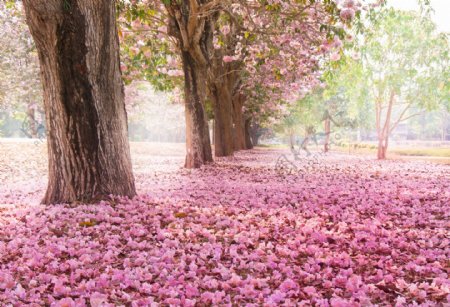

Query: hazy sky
[388,0,450,32]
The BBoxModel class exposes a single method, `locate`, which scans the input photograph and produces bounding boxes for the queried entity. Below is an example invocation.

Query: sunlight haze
[389,0,450,32]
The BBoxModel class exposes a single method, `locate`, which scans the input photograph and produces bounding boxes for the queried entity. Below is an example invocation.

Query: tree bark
[232,93,246,151]
[244,118,253,149]
[23,0,136,204]
[181,51,213,168]
[164,1,217,168]
[211,81,234,157]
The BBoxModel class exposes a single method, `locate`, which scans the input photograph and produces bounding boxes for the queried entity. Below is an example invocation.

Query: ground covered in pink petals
[0,142,449,306]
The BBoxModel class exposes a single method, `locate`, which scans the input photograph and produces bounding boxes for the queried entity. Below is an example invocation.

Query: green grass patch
[391,148,450,157]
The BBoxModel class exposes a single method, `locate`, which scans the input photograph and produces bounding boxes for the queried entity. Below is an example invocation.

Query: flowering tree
[356,9,449,159]
[121,0,365,162]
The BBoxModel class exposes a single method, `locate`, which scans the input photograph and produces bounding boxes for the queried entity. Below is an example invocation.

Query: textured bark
[211,82,234,157]
[207,20,243,156]
[232,93,246,151]
[182,51,213,168]
[244,118,253,149]
[23,0,136,204]
[165,1,217,168]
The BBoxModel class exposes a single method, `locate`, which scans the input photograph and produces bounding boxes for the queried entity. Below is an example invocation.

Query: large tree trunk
[181,51,213,168]
[232,93,246,151]
[244,118,253,149]
[324,117,331,153]
[23,0,136,204]
[211,82,234,157]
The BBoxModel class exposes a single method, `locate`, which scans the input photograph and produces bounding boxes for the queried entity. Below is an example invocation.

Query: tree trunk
[244,118,253,149]
[181,51,213,168]
[377,136,389,159]
[232,93,246,151]
[324,117,331,153]
[211,82,234,157]
[441,111,447,141]
[23,0,136,204]
[250,122,261,146]
[251,133,260,147]
[26,101,38,138]
[376,91,394,160]
[289,132,295,149]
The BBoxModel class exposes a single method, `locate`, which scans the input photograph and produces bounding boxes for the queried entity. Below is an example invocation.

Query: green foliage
[360,9,449,111]
[118,2,182,92]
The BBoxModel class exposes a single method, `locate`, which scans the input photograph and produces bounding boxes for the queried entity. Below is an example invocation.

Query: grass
[390,148,450,157]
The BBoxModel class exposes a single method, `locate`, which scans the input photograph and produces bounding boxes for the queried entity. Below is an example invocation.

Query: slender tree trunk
[376,92,394,160]
[324,117,331,153]
[181,51,213,168]
[244,118,253,149]
[442,112,447,142]
[26,101,38,138]
[23,0,136,204]
[289,132,295,149]
[232,93,246,151]
[211,82,234,157]
[377,135,390,160]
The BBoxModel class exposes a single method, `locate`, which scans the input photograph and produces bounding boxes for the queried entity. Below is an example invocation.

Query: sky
[388,0,450,32]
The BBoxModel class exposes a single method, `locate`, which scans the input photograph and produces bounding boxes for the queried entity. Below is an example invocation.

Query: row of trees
[277,8,449,159]
[117,0,351,166]
[3,0,369,204]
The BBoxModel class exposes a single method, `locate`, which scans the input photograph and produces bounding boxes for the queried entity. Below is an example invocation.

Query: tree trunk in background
[23,0,136,204]
[26,101,37,138]
[441,111,447,141]
[232,93,246,151]
[376,92,394,160]
[251,132,260,147]
[377,136,389,160]
[164,1,217,168]
[289,132,295,149]
[244,118,253,149]
[324,117,330,153]
[181,51,213,168]
[211,82,234,157]
[250,122,261,146]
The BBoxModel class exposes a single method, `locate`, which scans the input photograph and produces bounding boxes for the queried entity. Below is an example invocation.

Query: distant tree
[357,9,449,159]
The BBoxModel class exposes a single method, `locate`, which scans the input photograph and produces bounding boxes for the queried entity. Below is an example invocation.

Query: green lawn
[390,148,450,157]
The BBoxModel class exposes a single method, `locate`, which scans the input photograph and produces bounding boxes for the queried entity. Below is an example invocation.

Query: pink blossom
[340,8,355,21]
[279,278,298,292]
[89,292,108,307]
[223,55,235,63]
